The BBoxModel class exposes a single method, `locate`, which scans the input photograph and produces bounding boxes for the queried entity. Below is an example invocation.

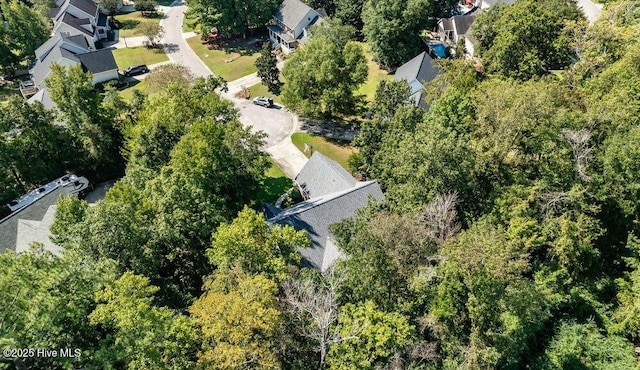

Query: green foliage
[430,220,550,368]
[335,0,365,35]
[190,268,283,369]
[0,97,81,205]
[473,0,585,79]
[535,322,638,370]
[0,0,49,70]
[89,272,197,369]
[0,250,116,369]
[282,30,367,118]
[327,301,414,369]
[190,0,280,37]
[255,42,280,92]
[46,63,125,177]
[209,206,308,280]
[362,0,452,68]
[54,82,268,306]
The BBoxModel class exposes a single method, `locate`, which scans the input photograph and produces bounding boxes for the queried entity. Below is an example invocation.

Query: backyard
[291,132,357,172]
[112,47,168,70]
[115,11,163,38]
[355,42,393,101]
[186,36,261,81]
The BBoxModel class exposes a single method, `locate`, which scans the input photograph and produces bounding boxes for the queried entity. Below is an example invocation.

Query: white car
[252,96,274,107]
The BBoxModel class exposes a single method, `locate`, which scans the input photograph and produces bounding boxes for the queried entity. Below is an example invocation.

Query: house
[266,152,384,271]
[437,13,478,57]
[50,0,110,41]
[268,0,324,54]
[30,37,118,87]
[394,51,441,111]
[0,174,90,255]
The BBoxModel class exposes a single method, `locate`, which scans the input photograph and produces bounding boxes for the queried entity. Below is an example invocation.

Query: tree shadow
[118,19,140,30]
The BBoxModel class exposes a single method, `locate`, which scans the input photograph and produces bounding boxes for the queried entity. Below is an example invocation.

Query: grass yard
[112,47,168,70]
[248,83,283,105]
[187,36,260,81]
[118,79,150,101]
[115,11,163,38]
[255,158,294,204]
[291,132,357,172]
[355,42,392,101]
[0,80,20,106]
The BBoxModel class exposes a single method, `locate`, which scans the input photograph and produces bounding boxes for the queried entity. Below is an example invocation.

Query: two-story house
[50,0,110,42]
[268,0,324,54]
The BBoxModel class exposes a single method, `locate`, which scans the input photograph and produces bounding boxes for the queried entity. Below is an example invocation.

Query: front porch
[268,25,296,54]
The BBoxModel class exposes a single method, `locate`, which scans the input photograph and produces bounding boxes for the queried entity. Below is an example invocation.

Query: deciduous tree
[282,33,367,118]
[255,42,280,92]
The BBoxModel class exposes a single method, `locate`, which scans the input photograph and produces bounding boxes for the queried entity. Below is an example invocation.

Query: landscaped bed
[291,132,357,172]
[112,47,168,70]
[186,36,260,81]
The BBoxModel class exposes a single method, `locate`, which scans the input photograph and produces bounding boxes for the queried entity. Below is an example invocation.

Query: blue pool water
[429,43,447,58]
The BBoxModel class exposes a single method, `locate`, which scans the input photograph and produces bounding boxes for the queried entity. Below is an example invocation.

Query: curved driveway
[158,1,307,177]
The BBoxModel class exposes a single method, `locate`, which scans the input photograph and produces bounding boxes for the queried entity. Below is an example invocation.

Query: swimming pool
[429,43,448,58]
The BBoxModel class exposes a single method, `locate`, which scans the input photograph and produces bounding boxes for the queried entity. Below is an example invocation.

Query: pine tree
[255,42,280,92]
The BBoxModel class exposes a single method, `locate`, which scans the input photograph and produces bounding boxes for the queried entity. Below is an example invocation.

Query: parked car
[122,65,149,77]
[252,96,274,107]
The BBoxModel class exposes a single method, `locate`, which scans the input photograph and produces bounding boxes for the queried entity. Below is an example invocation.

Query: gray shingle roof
[274,0,317,30]
[268,181,384,270]
[32,43,80,86]
[394,51,440,86]
[35,33,63,61]
[452,14,476,36]
[77,48,117,74]
[0,176,90,253]
[63,33,91,50]
[69,0,97,16]
[295,152,356,199]
[59,13,94,36]
[27,88,57,110]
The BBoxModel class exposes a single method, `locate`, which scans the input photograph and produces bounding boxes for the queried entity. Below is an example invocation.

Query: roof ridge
[269,181,378,223]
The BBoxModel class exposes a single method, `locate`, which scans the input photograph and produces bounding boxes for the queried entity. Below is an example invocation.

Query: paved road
[576,0,603,24]
[159,1,212,78]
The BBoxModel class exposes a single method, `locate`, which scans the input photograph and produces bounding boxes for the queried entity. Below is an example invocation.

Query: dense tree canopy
[189,0,280,37]
[282,21,367,118]
[472,0,585,79]
[0,0,50,75]
[362,0,456,68]
[7,1,640,369]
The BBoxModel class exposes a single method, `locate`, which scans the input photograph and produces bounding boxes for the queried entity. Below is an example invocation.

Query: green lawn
[355,42,392,101]
[248,83,283,105]
[255,158,294,204]
[187,36,260,81]
[115,11,163,38]
[291,132,357,172]
[0,80,20,106]
[112,47,168,70]
[118,79,150,101]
